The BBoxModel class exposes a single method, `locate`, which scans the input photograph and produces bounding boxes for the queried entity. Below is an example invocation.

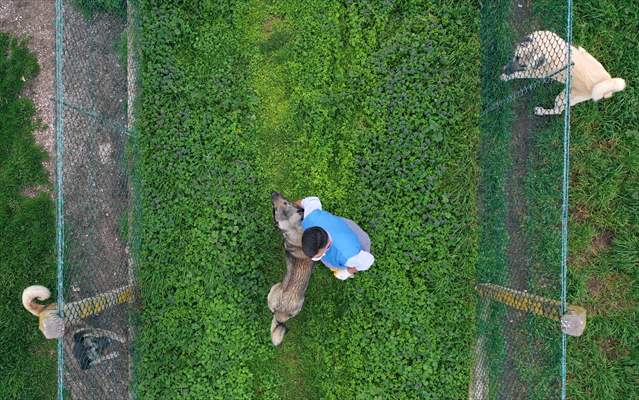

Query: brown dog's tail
[22,285,52,317]
[270,316,288,346]
[592,78,626,101]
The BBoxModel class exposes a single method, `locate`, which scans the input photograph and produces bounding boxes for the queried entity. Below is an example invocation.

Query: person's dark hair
[302,227,328,258]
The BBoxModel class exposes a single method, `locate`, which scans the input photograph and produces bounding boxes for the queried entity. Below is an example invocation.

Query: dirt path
[499,1,536,398]
[57,4,131,399]
[0,1,55,192]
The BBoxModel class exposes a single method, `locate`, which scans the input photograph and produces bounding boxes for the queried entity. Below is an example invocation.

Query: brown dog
[268,192,314,346]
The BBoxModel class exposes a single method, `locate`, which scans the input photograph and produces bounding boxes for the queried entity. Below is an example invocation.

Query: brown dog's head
[271,192,306,258]
[271,192,302,226]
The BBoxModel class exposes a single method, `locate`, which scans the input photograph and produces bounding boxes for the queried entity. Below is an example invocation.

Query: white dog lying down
[501,30,625,116]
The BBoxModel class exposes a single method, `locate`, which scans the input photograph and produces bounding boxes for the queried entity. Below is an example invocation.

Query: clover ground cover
[135,1,478,398]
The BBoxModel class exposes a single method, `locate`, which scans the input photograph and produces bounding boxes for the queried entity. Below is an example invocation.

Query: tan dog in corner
[22,285,64,339]
[500,30,625,115]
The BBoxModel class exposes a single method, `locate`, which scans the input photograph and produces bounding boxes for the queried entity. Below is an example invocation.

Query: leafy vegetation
[134,0,478,398]
[0,32,56,400]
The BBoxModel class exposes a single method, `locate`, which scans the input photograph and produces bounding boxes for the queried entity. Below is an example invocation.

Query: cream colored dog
[501,30,625,115]
[22,285,64,339]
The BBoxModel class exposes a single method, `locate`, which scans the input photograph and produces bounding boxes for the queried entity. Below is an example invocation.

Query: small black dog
[72,328,125,370]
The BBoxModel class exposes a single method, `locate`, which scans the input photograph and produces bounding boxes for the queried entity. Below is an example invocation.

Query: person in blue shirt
[293,196,374,280]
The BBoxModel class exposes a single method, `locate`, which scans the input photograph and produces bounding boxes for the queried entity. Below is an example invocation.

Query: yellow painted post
[475,283,586,337]
[64,285,134,324]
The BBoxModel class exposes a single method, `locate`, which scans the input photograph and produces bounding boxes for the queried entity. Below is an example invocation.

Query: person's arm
[298,197,322,218]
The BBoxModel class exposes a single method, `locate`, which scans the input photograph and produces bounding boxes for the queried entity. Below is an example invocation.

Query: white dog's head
[503,33,546,75]
[502,31,568,79]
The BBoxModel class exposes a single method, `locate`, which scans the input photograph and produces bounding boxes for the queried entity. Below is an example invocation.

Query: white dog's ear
[521,35,533,46]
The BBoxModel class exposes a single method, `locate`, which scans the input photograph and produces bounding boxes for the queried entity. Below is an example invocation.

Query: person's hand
[347,267,358,274]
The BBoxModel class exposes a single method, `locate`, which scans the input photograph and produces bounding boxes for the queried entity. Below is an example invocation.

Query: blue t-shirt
[302,209,361,269]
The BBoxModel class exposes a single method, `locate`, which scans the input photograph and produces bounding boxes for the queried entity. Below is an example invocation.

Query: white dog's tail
[270,316,288,346]
[22,285,52,316]
[592,78,626,101]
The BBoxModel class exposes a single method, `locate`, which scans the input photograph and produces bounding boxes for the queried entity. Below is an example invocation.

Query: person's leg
[321,219,367,280]
[341,218,371,253]
[322,259,354,280]
[333,269,353,280]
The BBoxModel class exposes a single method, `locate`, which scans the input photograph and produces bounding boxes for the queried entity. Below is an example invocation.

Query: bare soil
[575,229,614,266]
[586,276,603,297]
[499,1,537,398]
[598,338,629,360]
[571,203,589,223]
[59,4,131,399]
[590,229,614,256]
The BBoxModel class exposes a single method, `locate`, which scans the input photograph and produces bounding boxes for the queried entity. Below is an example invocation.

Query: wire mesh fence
[54,0,139,398]
[472,1,575,399]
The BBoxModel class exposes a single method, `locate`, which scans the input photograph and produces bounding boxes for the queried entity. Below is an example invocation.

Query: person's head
[302,227,330,260]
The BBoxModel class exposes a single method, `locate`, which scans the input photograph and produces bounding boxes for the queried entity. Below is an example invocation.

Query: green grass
[135,1,478,398]
[522,1,639,398]
[0,32,56,400]
[563,2,639,398]
[114,30,128,71]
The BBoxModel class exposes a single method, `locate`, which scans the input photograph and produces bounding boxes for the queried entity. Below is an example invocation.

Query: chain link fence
[472,1,575,399]
[54,0,139,398]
